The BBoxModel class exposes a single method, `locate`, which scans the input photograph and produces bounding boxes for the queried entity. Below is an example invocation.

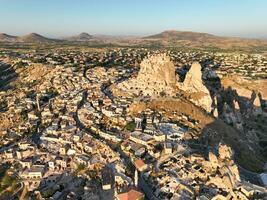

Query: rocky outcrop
[218,88,263,116]
[214,85,267,131]
[179,62,213,112]
[113,54,178,97]
[206,144,240,191]
[250,91,263,115]
[182,62,204,93]
[137,53,177,86]
[113,56,214,113]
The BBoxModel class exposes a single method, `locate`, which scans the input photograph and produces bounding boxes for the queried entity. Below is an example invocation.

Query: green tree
[125,121,136,132]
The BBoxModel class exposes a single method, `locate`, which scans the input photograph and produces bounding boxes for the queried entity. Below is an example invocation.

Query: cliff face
[179,62,213,112]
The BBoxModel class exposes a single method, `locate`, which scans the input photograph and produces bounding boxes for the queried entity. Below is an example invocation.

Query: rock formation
[218,87,264,119]
[113,54,177,97]
[182,62,204,93]
[112,55,214,113]
[206,144,240,191]
[251,91,263,115]
[137,53,177,86]
[179,62,213,112]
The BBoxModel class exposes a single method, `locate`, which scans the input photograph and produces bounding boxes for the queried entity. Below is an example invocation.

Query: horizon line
[1,30,267,40]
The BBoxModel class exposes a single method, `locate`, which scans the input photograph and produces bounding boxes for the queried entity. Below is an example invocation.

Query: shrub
[125,121,136,132]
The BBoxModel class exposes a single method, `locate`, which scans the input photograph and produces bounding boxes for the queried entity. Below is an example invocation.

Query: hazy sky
[0,0,267,38]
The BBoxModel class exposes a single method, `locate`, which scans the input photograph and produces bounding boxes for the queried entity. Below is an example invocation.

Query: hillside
[0,33,58,43]
[1,30,267,50]
[66,32,93,41]
[143,30,267,49]
[0,33,18,42]
[144,30,218,41]
[18,33,56,43]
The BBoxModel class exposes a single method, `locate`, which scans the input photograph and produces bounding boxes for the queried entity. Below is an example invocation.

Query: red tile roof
[116,189,144,200]
[134,159,147,171]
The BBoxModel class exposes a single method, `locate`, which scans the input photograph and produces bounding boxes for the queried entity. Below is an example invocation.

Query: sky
[0,0,267,39]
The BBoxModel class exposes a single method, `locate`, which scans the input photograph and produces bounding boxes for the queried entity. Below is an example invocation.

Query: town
[0,47,267,200]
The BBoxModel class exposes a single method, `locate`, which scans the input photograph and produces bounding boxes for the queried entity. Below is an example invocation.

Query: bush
[42,188,55,198]
[125,121,136,132]
[0,172,16,192]
[1,173,14,186]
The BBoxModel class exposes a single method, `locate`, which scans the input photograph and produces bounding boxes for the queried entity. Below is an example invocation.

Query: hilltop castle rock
[113,54,178,97]
[138,53,177,86]
[112,54,213,112]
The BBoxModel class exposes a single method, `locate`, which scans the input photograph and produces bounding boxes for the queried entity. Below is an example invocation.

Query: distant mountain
[1,30,267,49]
[66,32,93,41]
[142,30,267,49]
[0,33,18,42]
[144,30,218,41]
[18,33,57,43]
